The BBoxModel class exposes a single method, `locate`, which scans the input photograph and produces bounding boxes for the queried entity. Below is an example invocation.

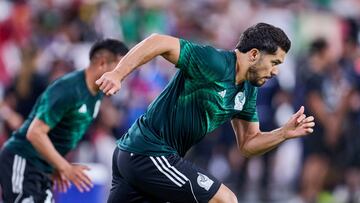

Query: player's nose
[271,67,279,76]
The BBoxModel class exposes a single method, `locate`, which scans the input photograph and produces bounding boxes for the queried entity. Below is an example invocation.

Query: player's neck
[234,49,248,85]
[84,68,99,96]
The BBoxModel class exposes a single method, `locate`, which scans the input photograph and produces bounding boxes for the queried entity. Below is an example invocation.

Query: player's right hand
[60,164,93,193]
[95,71,122,96]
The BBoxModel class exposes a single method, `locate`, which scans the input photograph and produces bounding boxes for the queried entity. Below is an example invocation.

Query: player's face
[247,48,286,87]
[103,54,122,72]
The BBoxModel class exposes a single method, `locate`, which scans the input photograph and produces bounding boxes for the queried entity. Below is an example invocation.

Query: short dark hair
[89,39,129,60]
[236,23,291,54]
[309,38,328,55]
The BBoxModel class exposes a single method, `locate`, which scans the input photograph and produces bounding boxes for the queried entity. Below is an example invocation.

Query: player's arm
[231,106,314,157]
[26,118,92,192]
[96,34,180,95]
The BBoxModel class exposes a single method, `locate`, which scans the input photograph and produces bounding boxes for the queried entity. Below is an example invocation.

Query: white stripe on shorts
[155,157,186,184]
[150,156,199,202]
[11,155,19,193]
[11,155,26,194]
[160,156,198,203]
[150,156,182,187]
[161,156,189,181]
[18,157,26,193]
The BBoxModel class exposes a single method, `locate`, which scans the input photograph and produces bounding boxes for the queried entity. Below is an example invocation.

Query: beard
[248,65,266,87]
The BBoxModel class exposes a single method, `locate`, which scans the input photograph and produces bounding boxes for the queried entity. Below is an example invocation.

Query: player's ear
[248,48,260,63]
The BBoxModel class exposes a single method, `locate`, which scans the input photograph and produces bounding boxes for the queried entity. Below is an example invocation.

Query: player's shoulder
[50,70,83,88]
[179,39,234,80]
[45,70,84,98]
[180,39,226,59]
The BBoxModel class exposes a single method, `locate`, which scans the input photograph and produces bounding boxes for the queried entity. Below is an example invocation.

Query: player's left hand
[52,170,71,193]
[282,106,315,139]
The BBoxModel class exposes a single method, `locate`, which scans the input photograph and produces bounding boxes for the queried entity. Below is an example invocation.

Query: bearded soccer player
[97,23,315,203]
[0,39,128,202]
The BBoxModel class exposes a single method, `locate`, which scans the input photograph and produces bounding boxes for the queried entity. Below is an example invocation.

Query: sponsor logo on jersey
[78,104,87,113]
[234,91,246,110]
[197,172,214,191]
[218,90,226,98]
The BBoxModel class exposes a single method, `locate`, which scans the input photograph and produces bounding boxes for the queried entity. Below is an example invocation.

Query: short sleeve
[35,85,71,128]
[176,39,227,82]
[232,85,259,122]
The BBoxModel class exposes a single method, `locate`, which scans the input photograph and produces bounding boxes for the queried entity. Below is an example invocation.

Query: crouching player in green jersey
[97,23,315,203]
[0,39,128,202]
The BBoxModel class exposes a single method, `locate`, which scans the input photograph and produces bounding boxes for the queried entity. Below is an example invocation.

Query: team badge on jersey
[197,172,214,191]
[234,91,246,111]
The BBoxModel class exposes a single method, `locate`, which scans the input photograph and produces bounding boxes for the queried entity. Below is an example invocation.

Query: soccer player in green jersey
[0,39,128,202]
[97,23,315,203]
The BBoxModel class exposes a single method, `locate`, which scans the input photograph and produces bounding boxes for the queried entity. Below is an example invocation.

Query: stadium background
[0,0,360,202]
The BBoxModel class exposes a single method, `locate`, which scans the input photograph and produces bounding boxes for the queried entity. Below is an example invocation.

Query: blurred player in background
[295,38,352,203]
[97,23,315,203]
[0,39,128,202]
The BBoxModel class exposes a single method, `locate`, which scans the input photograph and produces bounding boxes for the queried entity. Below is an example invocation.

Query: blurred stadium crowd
[1,0,360,203]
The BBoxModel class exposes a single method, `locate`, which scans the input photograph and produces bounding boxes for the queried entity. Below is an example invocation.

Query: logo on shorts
[197,172,214,191]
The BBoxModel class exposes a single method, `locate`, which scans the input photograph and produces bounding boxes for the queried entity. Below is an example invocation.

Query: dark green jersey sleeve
[176,39,227,82]
[232,85,259,122]
[36,84,71,128]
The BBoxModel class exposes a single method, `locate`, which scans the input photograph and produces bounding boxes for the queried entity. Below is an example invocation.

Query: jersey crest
[234,91,246,110]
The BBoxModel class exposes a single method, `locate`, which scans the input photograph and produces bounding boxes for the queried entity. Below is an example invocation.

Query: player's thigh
[108,174,149,203]
[0,149,53,203]
[0,149,15,202]
[167,156,223,203]
[117,151,223,203]
[109,148,155,203]
[208,184,238,203]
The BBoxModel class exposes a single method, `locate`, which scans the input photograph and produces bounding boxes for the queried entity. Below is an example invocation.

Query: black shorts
[0,148,54,203]
[108,148,221,203]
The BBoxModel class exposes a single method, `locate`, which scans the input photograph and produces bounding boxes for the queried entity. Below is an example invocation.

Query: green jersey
[4,70,103,173]
[118,39,258,157]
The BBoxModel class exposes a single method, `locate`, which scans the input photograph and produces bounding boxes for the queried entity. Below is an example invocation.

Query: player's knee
[210,184,238,203]
[223,190,237,203]
[228,190,238,203]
